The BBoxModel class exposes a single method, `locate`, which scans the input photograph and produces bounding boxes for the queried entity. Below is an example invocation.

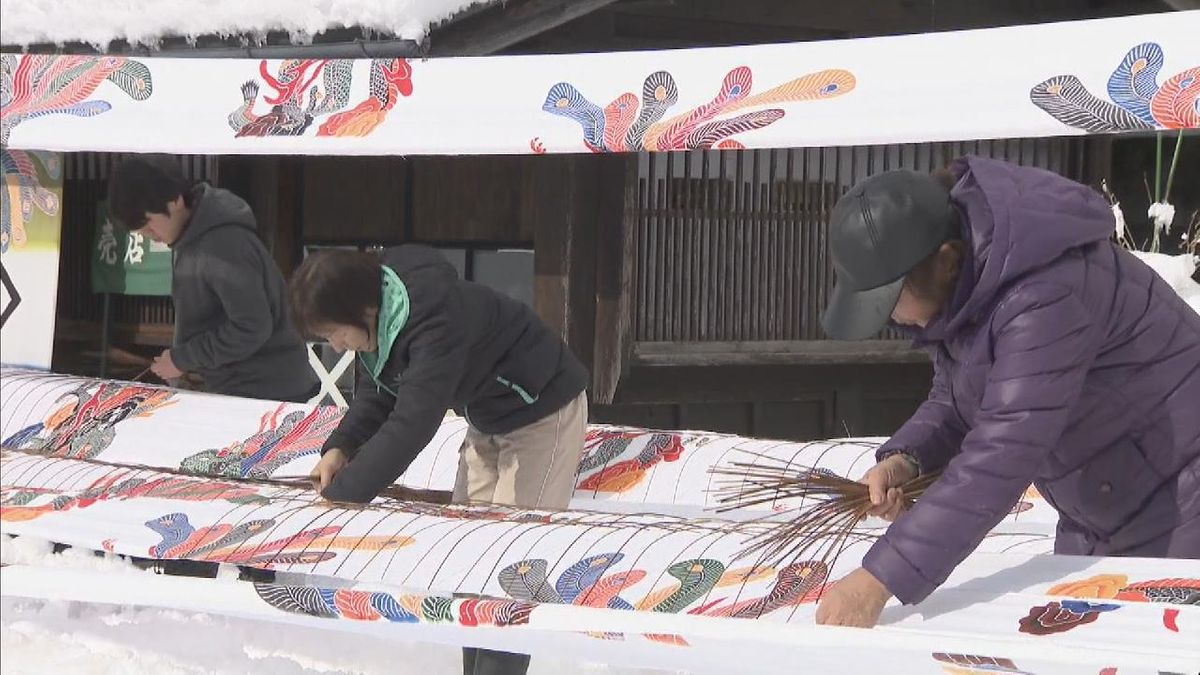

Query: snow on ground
[1132,251,1200,314]
[0,537,678,675]
[0,597,679,675]
[0,0,491,49]
[1,596,465,675]
[1,535,145,574]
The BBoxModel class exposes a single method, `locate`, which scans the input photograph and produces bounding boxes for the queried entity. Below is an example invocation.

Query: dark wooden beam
[428,0,621,56]
[611,12,842,46]
[611,361,933,406]
[632,340,929,367]
[612,0,1170,39]
[611,0,930,35]
[55,319,174,347]
[510,33,699,54]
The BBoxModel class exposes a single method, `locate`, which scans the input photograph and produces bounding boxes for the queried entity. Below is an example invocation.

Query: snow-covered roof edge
[0,0,497,50]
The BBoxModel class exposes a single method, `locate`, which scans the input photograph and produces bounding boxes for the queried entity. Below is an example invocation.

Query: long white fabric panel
[0,448,1056,589]
[2,367,1197,672]
[3,562,1196,674]
[3,449,1197,672]
[3,13,1197,156]
[0,368,1061,524]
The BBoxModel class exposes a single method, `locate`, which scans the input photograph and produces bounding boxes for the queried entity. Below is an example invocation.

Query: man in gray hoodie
[108,156,317,403]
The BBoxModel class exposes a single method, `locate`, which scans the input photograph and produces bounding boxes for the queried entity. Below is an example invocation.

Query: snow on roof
[0,0,492,49]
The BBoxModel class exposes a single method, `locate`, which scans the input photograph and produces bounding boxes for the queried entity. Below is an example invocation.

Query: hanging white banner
[0,151,63,369]
[2,13,1196,156]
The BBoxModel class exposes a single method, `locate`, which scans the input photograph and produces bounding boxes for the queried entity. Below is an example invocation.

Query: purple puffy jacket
[864,156,1200,604]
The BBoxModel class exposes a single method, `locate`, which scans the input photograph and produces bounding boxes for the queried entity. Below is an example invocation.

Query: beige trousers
[452,392,588,509]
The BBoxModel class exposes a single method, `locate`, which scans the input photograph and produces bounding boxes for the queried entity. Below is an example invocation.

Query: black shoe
[463,647,530,675]
[237,566,276,583]
[158,559,220,578]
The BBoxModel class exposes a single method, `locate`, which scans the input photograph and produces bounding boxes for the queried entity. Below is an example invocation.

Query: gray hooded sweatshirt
[169,184,316,401]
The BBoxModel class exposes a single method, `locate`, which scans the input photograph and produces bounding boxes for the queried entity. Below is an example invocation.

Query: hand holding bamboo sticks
[710,448,940,570]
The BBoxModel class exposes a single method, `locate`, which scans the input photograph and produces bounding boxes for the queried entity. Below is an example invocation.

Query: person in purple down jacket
[814,156,1200,628]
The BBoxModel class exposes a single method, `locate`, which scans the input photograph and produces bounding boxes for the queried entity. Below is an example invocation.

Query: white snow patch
[0,536,146,574]
[1,597,676,675]
[1131,251,1200,314]
[0,534,54,563]
[0,0,492,49]
[2,604,214,675]
[0,542,676,675]
[1,597,412,674]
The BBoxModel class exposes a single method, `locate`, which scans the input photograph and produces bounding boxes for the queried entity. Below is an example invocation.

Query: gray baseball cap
[821,170,959,340]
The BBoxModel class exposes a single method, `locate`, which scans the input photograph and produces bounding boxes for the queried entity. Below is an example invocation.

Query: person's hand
[310,448,348,493]
[815,567,892,627]
[150,350,183,380]
[860,453,919,521]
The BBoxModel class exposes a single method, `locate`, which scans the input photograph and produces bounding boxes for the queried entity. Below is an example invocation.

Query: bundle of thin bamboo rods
[711,449,940,568]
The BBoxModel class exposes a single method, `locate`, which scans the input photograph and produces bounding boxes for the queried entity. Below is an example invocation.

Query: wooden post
[531,154,573,339]
[1082,135,1114,191]
[569,162,600,374]
[275,156,303,275]
[591,154,637,404]
[216,156,301,276]
[531,154,599,382]
[99,293,112,378]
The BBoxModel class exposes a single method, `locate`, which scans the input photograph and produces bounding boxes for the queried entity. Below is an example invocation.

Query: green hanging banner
[90,200,172,296]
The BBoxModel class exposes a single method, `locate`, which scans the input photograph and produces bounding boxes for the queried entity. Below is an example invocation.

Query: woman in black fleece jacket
[290,245,590,675]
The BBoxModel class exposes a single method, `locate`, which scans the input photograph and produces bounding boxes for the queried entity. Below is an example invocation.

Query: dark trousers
[462,647,530,675]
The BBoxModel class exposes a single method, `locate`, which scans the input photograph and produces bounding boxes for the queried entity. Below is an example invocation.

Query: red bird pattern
[575,429,687,494]
[2,382,176,460]
[0,467,266,522]
[179,404,343,479]
[230,59,412,138]
[143,511,412,568]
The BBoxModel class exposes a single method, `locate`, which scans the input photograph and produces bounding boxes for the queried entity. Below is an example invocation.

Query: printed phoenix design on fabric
[1031,42,1199,132]
[228,59,413,138]
[541,66,855,152]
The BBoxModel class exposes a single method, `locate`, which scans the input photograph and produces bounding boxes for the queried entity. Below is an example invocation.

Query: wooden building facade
[39,0,1191,442]
[51,133,1115,440]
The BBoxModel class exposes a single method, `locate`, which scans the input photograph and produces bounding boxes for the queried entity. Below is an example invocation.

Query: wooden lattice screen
[632,138,1089,343]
